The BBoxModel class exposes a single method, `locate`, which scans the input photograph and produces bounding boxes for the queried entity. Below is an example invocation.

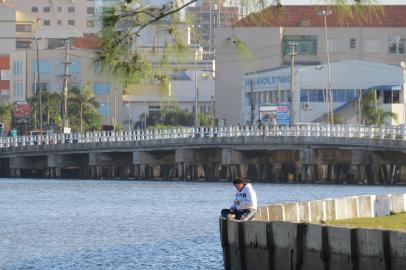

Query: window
[68,20,75,26]
[43,20,50,26]
[98,104,109,116]
[328,39,337,53]
[57,7,62,12]
[388,37,406,54]
[31,7,38,13]
[13,61,23,75]
[350,38,356,49]
[148,105,161,121]
[283,35,317,55]
[68,7,75,13]
[365,39,379,53]
[57,20,62,25]
[43,6,50,13]
[62,61,80,74]
[16,24,32,32]
[32,61,50,74]
[87,19,95,28]
[93,83,110,95]
[13,81,23,97]
[16,41,31,49]
[87,7,95,14]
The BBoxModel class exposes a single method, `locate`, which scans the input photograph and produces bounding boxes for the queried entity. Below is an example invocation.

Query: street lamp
[126,101,132,133]
[192,25,200,127]
[35,37,42,133]
[401,61,406,124]
[315,65,327,123]
[318,10,334,125]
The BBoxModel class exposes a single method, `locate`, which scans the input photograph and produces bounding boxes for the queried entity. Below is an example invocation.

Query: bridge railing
[0,124,405,149]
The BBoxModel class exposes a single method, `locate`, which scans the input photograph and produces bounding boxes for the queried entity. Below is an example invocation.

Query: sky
[281,0,406,4]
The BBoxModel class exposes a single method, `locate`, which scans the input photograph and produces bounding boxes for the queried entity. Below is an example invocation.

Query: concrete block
[304,223,323,252]
[358,195,374,218]
[391,193,406,213]
[267,204,284,221]
[389,230,406,269]
[309,200,325,222]
[335,198,347,220]
[298,202,311,222]
[374,195,392,217]
[227,219,241,247]
[302,224,325,270]
[272,221,298,270]
[327,226,352,256]
[357,228,384,257]
[345,196,359,219]
[324,199,336,221]
[258,206,269,221]
[243,221,268,249]
[283,202,299,222]
[272,221,298,249]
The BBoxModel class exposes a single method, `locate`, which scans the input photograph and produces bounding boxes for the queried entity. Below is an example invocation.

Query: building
[8,44,123,128]
[242,60,404,126]
[215,5,406,124]
[186,0,240,58]
[122,67,215,129]
[0,55,10,103]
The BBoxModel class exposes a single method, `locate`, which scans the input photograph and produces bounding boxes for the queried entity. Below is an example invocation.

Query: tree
[68,86,101,132]
[361,91,397,126]
[27,91,62,131]
[95,0,381,90]
[0,103,12,129]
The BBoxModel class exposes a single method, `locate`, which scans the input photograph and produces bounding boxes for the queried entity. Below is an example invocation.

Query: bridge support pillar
[270,163,281,182]
[197,164,205,179]
[96,166,103,179]
[139,165,146,179]
[133,165,140,179]
[399,165,406,183]
[177,163,184,180]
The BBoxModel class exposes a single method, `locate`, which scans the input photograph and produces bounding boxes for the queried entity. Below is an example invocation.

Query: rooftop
[235,5,406,28]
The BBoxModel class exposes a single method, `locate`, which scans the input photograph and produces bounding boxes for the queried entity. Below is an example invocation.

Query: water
[0,179,405,270]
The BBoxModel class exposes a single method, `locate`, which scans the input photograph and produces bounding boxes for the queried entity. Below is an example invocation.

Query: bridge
[1,124,406,184]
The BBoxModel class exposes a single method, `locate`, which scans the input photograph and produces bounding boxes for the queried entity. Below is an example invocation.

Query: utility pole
[210,95,215,126]
[113,83,117,131]
[193,26,199,127]
[61,40,71,132]
[35,38,42,132]
[289,42,297,125]
[319,10,333,125]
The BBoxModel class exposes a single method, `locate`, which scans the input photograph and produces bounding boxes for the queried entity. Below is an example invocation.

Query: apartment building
[8,44,124,126]
[215,5,406,124]
[186,0,239,58]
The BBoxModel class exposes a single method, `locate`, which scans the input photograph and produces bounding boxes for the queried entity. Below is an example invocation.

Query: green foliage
[134,107,213,128]
[0,103,12,129]
[361,91,397,126]
[68,86,101,132]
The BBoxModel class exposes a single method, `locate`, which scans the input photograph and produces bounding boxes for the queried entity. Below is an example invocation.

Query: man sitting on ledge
[221,177,257,221]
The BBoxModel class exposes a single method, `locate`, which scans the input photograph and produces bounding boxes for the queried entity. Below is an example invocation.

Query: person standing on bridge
[221,177,257,221]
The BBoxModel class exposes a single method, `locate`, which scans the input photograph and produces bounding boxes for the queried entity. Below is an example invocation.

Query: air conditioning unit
[303,102,311,110]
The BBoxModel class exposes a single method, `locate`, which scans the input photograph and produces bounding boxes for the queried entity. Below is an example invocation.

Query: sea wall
[220,193,406,270]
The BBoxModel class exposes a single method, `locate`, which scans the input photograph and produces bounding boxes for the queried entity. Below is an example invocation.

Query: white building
[122,68,215,129]
[242,60,404,126]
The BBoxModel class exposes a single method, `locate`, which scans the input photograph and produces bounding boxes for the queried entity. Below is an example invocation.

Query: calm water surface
[1,179,405,270]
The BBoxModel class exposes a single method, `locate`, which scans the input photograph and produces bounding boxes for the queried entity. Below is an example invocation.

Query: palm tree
[69,84,99,132]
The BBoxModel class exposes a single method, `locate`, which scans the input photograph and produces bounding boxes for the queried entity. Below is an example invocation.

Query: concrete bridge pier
[176,149,222,181]
[133,151,175,180]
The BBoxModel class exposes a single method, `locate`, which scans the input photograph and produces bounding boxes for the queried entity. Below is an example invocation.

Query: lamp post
[401,61,406,125]
[315,65,326,123]
[192,25,200,127]
[318,10,333,125]
[35,37,42,132]
[126,101,131,133]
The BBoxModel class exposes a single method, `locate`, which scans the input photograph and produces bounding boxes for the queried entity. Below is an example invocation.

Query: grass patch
[326,213,406,230]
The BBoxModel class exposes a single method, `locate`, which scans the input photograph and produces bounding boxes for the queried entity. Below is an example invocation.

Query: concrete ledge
[391,194,406,214]
[374,195,392,217]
